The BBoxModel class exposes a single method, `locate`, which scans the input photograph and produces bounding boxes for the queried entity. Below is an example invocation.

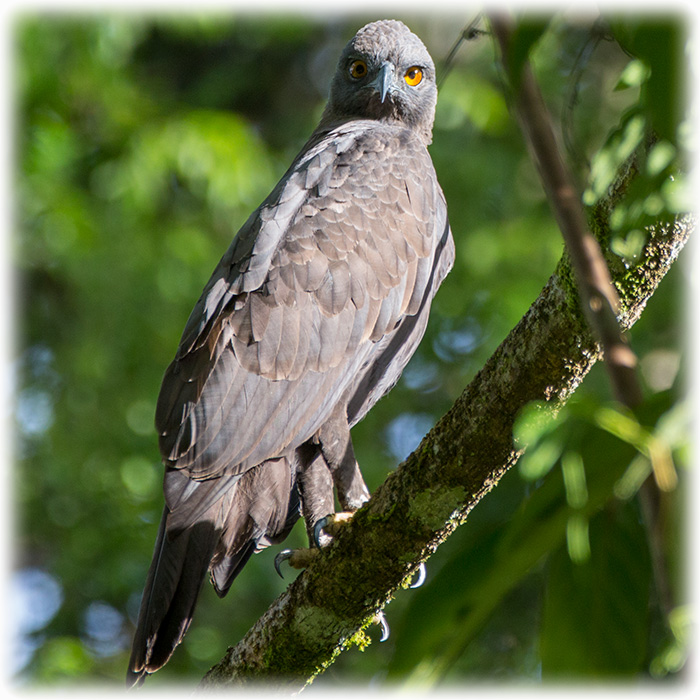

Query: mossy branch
[199,154,692,689]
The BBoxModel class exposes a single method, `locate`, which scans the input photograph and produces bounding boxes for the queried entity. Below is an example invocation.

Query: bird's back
[156,120,452,488]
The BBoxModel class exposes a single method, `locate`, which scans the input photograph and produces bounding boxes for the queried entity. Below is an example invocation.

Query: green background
[12,10,691,688]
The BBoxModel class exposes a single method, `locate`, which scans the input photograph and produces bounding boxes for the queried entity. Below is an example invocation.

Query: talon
[313,512,357,548]
[274,547,319,576]
[313,516,332,548]
[410,563,427,589]
[375,611,390,642]
[274,549,294,578]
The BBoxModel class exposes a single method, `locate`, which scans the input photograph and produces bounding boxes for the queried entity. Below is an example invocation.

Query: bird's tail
[126,507,219,688]
[126,458,301,687]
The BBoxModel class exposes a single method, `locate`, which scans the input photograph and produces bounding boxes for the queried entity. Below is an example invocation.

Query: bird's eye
[349,60,368,79]
[404,66,423,87]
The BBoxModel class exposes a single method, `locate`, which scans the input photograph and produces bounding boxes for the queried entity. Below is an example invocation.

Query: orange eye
[349,60,368,79]
[404,66,423,87]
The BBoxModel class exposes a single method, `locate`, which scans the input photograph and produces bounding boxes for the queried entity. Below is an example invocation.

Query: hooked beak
[371,61,394,103]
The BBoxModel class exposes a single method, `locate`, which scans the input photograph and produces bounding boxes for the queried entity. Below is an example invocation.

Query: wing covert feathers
[156,122,451,482]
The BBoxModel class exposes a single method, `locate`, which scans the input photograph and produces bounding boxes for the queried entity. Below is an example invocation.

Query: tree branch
[488,13,686,635]
[489,12,644,409]
[199,178,692,690]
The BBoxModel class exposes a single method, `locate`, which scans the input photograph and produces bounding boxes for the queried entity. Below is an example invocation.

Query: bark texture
[200,184,693,690]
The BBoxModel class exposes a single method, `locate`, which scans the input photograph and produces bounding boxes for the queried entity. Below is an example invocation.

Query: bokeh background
[10,6,692,689]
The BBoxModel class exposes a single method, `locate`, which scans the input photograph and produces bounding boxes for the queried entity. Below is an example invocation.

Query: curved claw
[274,549,294,579]
[376,611,390,642]
[313,515,331,548]
[410,563,427,589]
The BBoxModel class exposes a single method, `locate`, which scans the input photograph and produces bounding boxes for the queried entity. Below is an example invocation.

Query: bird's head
[322,20,438,142]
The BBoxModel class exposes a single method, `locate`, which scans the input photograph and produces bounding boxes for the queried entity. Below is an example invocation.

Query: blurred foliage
[11,8,691,690]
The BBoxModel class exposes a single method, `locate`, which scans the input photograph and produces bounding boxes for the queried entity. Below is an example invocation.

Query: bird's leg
[313,409,428,593]
[313,404,370,545]
[276,403,371,575]
[275,445,334,576]
[331,440,370,512]
[297,445,336,547]
[275,411,368,576]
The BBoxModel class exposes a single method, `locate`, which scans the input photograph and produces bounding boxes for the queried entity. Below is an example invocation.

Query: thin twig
[561,20,607,174]
[489,12,643,409]
[437,14,487,89]
[489,12,681,651]
[638,478,675,618]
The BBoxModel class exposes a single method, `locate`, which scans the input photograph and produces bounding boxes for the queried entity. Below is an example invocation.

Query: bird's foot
[313,511,355,547]
[275,511,357,578]
[274,547,319,577]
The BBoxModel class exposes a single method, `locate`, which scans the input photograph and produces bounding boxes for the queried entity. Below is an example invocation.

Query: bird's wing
[155,121,447,494]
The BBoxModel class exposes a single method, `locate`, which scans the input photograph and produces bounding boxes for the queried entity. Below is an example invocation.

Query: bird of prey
[127,18,454,686]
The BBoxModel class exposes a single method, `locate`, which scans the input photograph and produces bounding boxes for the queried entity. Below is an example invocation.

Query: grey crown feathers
[320,19,438,140]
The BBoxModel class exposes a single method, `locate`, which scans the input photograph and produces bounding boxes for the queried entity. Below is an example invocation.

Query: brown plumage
[127,19,454,686]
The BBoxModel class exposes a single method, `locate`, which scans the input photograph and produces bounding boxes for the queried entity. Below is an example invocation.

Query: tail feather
[126,509,218,687]
[210,539,257,598]
[126,457,301,687]
[146,523,218,670]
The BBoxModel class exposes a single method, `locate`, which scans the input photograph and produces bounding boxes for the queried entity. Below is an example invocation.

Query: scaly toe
[313,511,356,547]
[274,547,319,578]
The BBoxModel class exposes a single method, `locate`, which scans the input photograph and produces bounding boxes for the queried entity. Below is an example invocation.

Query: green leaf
[609,19,684,145]
[614,59,651,91]
[650,605,691,677]
[506,19,552,88]
[513,400,565,446]
[584,110,646,206]
[611,228,647,264]
[647,140,676,177]
[518,436,564,480]
[561,451,588,509]
[565,512,591,564]
[540,500,651,676]
[387,426,634,686]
